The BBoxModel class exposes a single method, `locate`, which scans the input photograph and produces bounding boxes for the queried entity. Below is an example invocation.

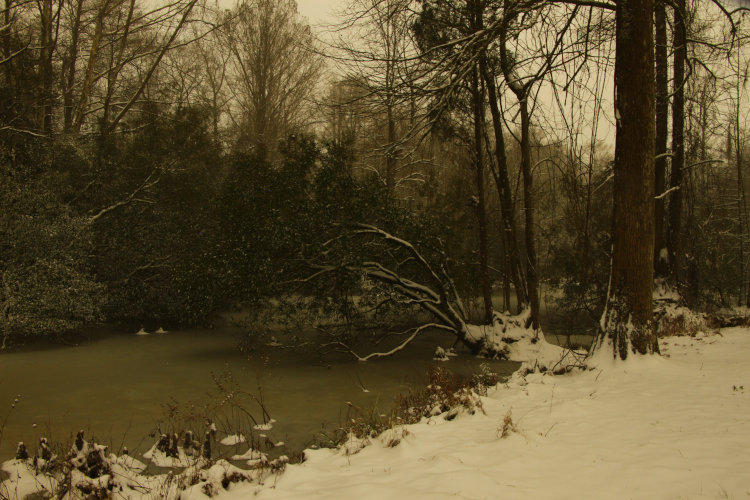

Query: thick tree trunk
[471,69,493,324]
[593,0,659,359]
[668,0,685,284]
[654,0,668,277]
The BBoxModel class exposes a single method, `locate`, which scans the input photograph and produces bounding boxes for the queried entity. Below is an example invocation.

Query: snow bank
[1,448,262,499]
[465,309,585,373]
[242,328,750,499]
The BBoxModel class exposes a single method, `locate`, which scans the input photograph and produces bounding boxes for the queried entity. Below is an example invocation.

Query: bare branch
[88,172,159,223]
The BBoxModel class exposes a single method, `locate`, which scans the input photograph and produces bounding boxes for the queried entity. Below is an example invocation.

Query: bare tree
[224,0,321,151]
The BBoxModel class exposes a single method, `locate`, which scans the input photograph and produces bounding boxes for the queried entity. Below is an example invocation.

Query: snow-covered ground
[241,329,750,499]
[3,328,749,499]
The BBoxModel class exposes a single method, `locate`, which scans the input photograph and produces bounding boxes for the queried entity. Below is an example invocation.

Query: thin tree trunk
[498,16,540,329]
[104,0,198,135]
[737,131,746,306]
[735,48,748,306]
[654,0,668,277]
[386,104,396,191]
[502,225,511,312]
[479,59,527,311]
[62,0,83,132]
[101,0,135,132]
[1,271,12,350]
[518,99,540,330]
[38,0,53,134]
[3,0,13,87]
[668,0,685,284]
[73,0,107,133]
[471,68,493,324]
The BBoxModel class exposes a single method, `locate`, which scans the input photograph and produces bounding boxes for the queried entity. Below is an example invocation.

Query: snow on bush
[0,431,279,499]
[653,280,715,337]
[465,309,585,373]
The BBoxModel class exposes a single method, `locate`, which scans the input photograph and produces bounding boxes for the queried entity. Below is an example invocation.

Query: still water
[0,327,519,462]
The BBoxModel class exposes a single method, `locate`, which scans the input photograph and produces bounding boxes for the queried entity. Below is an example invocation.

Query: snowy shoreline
[247,329,749,500]
[3,328,749,499]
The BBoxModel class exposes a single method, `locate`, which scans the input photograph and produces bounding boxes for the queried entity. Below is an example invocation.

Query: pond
[0,326,518,463]
[0,298,596,464]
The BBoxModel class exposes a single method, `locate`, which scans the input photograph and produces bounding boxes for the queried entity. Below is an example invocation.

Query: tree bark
[480,57,527,313]
[593,0,659,359]
[38,0,54,134]
[471,67,493,324]
[518,99,540,330]
[62,0,83,132]
[101,0,135,133]
[73,0,106,133]
[3,0,13,87]
[668,0,685,284]
[654,0,668,277]
[498,18,540,329]
[386,104,397,191]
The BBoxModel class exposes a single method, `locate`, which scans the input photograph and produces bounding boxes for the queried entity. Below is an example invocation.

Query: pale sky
[296,0,346,24]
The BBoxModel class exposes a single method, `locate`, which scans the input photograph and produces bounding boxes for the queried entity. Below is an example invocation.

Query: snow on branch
[353,224,466,329]
[87,172,159,224]
[655,186,680,200]
[346,323,455,362]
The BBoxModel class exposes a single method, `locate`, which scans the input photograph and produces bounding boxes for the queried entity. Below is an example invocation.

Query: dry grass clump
[497,409,517,439]
[395,366,491,425]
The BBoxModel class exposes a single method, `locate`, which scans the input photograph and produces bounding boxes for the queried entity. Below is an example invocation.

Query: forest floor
[3,328,749,499]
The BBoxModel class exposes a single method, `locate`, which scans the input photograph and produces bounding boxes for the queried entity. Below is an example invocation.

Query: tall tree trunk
[654,0,668,277]
[101,0,135,132]
[38,0,53,134]
[3,0,13,85]
[62,0,83,132]
[737,131,746,306]
[668,0,685,284]
[479,59,527,312]
[593,0,658,360]
[518,98,540,329]
[501,222,511,312]
[471,68,493,324]
[498,18,540,329]
[734,47,748,306]
[74,0,106,133]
